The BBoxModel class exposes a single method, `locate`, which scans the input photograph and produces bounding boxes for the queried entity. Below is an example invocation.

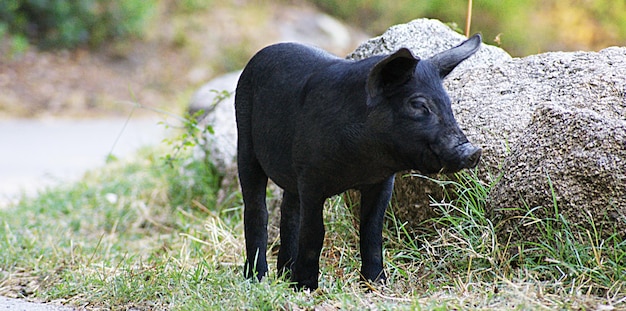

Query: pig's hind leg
[239,146,270,281]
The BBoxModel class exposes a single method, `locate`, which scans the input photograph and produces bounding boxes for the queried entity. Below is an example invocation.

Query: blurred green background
[311,0,626,56]
[1,0,625,57]
[0,0,157,53]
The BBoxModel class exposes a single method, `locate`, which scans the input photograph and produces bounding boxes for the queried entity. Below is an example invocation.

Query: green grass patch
[1,145,624,309]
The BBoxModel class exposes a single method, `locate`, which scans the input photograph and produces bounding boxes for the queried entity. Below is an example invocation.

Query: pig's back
[238,42,339,105]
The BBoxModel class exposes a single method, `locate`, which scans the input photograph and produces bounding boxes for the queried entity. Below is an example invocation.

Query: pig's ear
[429,33,482,78]
[367,48,419,98]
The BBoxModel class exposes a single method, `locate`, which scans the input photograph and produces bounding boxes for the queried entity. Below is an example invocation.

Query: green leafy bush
[0,0,155,49]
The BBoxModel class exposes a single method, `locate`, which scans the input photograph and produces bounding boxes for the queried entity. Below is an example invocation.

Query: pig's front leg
[291,187,326,290]
[358,176,394,284]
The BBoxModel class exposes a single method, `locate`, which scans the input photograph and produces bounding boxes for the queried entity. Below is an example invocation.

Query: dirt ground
[0,1,366,120]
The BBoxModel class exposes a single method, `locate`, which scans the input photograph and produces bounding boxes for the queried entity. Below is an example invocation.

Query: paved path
[0,296,74,311]
[0,117,168,206]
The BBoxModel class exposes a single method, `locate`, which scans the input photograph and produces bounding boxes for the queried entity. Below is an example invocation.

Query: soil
[0,1,326,119]
[0,42,184,118]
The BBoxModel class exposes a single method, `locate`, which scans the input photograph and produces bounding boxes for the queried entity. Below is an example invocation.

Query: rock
[347,19,626,241]
[447,47,626,241]
[348,18,512,76]
[448,47,626,173]
[489,105,626,241]
[273,6,367,55]
[189,70,241,174]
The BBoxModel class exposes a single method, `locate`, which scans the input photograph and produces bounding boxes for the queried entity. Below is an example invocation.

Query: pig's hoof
[292,278,319,291]
[243,264,266,282]
[359,273,387,292]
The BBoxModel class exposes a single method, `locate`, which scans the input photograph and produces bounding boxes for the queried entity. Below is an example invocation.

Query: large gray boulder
[446,48,626,173]
[351,21,626,240]
[441,47,625,242]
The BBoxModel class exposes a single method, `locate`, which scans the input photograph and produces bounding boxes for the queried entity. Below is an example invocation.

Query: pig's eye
[409,97,430,116]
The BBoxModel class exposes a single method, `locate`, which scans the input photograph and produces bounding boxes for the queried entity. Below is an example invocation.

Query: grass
[1,137,625,309]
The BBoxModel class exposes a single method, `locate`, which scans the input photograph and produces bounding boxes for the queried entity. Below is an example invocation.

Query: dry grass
[1,142,624,309]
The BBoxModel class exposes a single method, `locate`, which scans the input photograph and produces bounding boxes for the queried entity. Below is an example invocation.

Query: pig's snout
[458,143,482,169]
[436,142,481,174]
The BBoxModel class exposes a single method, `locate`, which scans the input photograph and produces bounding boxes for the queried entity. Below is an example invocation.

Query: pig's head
[366,34,482,174]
